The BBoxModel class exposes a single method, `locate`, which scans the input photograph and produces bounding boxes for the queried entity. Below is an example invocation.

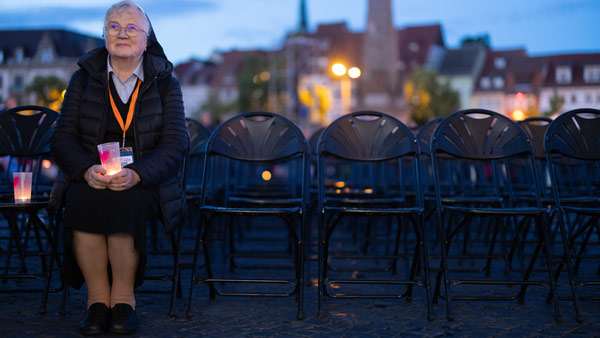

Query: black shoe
[108,303,138,335]
[79,303,110,336]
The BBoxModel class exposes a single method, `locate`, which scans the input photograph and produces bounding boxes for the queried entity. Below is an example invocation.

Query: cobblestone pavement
[1,217,599,337]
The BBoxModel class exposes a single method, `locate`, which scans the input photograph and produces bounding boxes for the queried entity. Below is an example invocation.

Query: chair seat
[562,205,600,215]
[442,205,549,215]
[200,205,302,214]
[323,206,423,215]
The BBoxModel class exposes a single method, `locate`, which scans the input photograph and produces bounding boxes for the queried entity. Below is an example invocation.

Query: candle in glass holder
[97,142,122,175]
[13,172,32,203]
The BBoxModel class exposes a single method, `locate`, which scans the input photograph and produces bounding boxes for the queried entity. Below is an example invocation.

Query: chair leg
[418,214,434,322]
[538,215,565,323]
[186,214,205,318]
[317,211,324,319]
[169,226,182,318]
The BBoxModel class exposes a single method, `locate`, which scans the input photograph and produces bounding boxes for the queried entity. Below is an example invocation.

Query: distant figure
[50,0,189,335]
[4,96,17,110]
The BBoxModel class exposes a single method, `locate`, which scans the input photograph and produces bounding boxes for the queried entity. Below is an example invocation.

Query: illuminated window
[494,57,506,69]
[15,47,24,63]
[40,48,53,63]
[480,77,491,89]
[14,76,23,91]
[584,65,600,83]
[493,76,504,89]
[556,66,572,84]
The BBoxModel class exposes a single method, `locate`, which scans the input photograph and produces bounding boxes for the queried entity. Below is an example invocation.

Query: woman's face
[104,7,147,63]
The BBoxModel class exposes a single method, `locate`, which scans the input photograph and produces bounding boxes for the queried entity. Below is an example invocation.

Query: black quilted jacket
[50,36,189,232]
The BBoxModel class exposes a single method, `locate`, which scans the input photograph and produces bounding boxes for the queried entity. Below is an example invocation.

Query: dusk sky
[0,0,598,65]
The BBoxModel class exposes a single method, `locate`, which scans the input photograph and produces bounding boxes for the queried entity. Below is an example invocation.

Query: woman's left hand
[107,168,141,191]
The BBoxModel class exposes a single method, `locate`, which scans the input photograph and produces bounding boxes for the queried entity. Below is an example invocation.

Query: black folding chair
[186,111,308,320]
[430,109,562,322]
[544,108,600,323]
[316,111,432,320]
[0,105,61,314]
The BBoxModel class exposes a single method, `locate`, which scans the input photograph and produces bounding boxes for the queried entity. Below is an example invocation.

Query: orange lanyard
[107,73,141,148]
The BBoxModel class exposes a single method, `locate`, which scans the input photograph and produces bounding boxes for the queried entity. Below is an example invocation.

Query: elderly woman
[50,0,189,335]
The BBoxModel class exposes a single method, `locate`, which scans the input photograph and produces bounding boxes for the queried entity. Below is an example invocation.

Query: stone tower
[361,0,398,102]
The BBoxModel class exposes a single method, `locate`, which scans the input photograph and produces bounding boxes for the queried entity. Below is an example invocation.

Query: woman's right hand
[84,165,111,189]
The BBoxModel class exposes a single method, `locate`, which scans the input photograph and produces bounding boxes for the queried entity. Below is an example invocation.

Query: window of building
[480,77,491,89]
[571,94,577,103]
[585,93,592,103]
[493,76,504,89]
[409,42,419,52]
[0,76,3,89]
[40,48,53,63]
[0,50,3,64]
[14,76,23,91]
[15,47,24,63]
[494,57,506,69]
[584,65,600,83]
[556,65,572,84]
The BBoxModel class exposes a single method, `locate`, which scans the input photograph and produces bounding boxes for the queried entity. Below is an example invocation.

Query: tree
[237,54,269,113]
[543,88,564,117]
[460,34,490,48]
[403,68,459,126]
[25,75,66,111]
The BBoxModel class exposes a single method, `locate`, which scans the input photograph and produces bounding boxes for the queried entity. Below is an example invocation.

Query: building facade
[0,29,103,107]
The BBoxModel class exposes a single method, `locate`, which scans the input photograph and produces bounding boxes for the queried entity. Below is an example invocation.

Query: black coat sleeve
[50,70,97,182]
[126,76,190,187]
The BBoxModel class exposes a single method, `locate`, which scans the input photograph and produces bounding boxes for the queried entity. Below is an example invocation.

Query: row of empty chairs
[0,106,598,323]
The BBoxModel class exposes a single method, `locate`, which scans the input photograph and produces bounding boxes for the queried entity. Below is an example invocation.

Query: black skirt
[61,181,160,289]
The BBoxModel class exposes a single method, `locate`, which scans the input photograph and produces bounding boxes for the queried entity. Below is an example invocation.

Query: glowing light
[512,110,525,121]
[334,181,345,188]
[42,159,52,169]
[259,71,271,82]
[364,188,373,194]
[348,67,361,79]
[516,92,525,101]
[331,63,347,76]
[343,187,350,193]
[335,189,341,194]
[61,89,66,99]
[262,170,272,181]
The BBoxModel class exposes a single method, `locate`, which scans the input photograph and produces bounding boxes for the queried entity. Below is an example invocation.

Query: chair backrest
[0,105,59,157]
[431,109,540,202]
[0,105,59,194]
[544,108,600,198]
[318,111,418,161]
[186,118,212,155]
[207,111,307,161]
[431,109,531,160]
[544,108,600,161]
[308,127,324,161]
[317,111,421,203]
[518,117,552,159]
[184,118,212,191]
[416,118,442,156]
[201,112,309,206]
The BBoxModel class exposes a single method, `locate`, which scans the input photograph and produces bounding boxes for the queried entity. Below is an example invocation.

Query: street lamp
[331,63,360,119]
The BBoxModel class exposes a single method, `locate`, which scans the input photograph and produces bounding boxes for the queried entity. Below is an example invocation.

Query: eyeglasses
[105,24,145,37]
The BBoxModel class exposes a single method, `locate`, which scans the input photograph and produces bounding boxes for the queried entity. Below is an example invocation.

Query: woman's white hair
[104,0,152,36]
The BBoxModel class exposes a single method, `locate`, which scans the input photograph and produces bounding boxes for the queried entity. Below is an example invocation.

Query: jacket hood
[78,17,173,82]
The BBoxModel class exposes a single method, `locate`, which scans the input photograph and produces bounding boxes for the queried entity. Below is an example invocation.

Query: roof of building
[536,53,600,87]
[0,29,103,60]
[439,45,486,75]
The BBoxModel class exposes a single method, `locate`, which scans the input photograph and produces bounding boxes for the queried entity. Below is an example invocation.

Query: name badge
[120,146,134,167]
